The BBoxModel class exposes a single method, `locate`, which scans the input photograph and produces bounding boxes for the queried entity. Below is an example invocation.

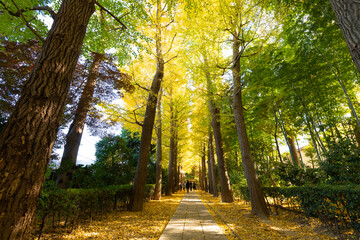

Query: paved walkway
[159,191,228,240]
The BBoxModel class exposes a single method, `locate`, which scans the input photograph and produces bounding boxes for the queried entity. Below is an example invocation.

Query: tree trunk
[177,164,181,190]
[128,0,164,210]
[329,0,360,74]
[0,0,95,238]
[276,107,297,165]
[201,143,208,192]
[199,162,204,190]
[154,88,162,200]
[208,102,234,202]
[296,137,305,168]
[208,131,218,197]
[166,98,175,196]
[232,38,268,218]
[128,61,163,210]
[207,159,213,194]
[287,134,301,167]
[173,127,178,192]
[274,115,283,163]
[57,52,104,188]
[306,118,323,163]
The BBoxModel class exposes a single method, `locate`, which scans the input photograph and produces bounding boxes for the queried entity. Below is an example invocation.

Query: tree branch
[164,55,177,64]
[0,1,56,19]
[134,78,150,92]
[163,33,177,56]
[32,6,56,18]
[95,2,127,30]
[10,0,45,43]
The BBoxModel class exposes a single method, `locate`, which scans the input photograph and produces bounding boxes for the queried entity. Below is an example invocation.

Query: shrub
[321,139,360,185]
[237,185,360,238]
[35,183,154,237]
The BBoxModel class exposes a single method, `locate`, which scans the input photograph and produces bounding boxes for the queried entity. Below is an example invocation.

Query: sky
[54,125,100,166]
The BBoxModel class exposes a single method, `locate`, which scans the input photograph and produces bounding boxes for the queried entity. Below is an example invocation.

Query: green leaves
[0,0,51,42]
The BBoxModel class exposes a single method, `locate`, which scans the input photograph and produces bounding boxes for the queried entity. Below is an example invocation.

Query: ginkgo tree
[56,0,145,188]
[0,0,148,238]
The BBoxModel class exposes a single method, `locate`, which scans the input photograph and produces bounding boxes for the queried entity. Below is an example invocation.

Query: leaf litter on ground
[36,192,185,239]
[198,191,337,240]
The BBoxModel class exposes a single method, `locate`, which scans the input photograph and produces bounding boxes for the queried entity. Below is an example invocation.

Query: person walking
[186,180,190,193]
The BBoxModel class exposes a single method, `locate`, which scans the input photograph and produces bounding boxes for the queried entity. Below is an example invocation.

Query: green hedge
[35,184,155,237]
[238,185,360,237]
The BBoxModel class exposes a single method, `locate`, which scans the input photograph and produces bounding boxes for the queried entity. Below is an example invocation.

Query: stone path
[159,191,228,240]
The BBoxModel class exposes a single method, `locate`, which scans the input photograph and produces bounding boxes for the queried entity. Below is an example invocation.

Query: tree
[0,0,96,238]
[56,52,104,187]
[154,88,163,200]
[329,0,360,74]
[220,0,274,218]
[56,53,134,187]
[128,0,165,211]
[206,70,234,203]
[166,84,177,195]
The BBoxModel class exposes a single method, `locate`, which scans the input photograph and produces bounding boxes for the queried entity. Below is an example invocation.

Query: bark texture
[128,59,163,211]
[232,38,269,218]
[57,52,104,188]
[209,102,234,202]
[128,0,164,211]
[287,134,301,167]
[166,100,176,196]
[0,0,95,238]
[208,132,218,197]
[154,89,162,200]
[173,134,178,192]
[201,144,208,192]
[329,0,360,73]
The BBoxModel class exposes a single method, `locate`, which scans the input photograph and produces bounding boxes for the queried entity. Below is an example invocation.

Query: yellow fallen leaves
[37,192,185,240]
[198,191,337,240]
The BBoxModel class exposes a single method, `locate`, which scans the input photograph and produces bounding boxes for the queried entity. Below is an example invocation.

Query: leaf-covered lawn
[198,191,337,240]
[38,192,185,239]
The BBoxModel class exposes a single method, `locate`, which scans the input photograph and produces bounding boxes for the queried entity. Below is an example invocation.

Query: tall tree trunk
[296,137,305,168]
[154,88,162,200]
[199,162,204,190]
[232,38,268,218]
[173,127,178,192]
[209,102,234,202]
[287,134,301,167]
[57,52,104,188]
[166,97,175,196]
[274,114,283,163]
[306,118,323,163]
[208,132,218,197]
[203,58,233,202]
[201,143,208,191]
[329,0,360,74]
[0,0,95,238]
[207,143,213,194]
[177,164,181,190]
[128,0,164,211]
[275,107,297,165]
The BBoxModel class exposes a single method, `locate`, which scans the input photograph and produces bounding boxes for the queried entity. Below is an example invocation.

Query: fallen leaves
[36,192,185,239]
[198,191,337,240]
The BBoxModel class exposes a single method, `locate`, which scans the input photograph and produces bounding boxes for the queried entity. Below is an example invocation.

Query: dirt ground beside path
[198,191,337,240]
[34,192,185,240]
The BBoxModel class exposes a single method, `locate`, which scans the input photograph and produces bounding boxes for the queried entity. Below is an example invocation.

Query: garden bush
[237,185,360,238]
[35,183,155,237]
